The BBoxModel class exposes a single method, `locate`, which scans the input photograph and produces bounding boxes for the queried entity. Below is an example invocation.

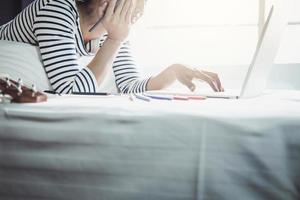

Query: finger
[126,0,135,23]
[106,0,117,16]
[201,70,223,92]
[120,0,131,18]
[195,70,219,92]
[98,1,108,18]
[115,0,126,15]
[194,71,218,92]
[132,11,143,24]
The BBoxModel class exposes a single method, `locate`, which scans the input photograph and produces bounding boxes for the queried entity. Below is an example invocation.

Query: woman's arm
[87,0,135,86]
[87,0,150,94]
[34,2,99,94]
[146,66,176,91]
[112,41,150,93]
[87,38,122,86]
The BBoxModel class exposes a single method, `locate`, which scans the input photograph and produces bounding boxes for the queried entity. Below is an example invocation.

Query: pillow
[0,40,51,91]
[0,40,118,93]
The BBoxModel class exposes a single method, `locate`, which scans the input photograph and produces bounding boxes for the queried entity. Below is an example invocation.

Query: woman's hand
[172,64,224,92]
[101,0,134,42]
[147,64,224,92]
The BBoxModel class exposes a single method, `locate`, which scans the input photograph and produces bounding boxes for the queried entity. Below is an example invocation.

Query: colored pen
[143,94,173,100]
[129,94,135,101]
[188,96,206,100]
[134,93,151,102]
[72,92,112,96]
[173,96,189,101]
[44,90,61,95]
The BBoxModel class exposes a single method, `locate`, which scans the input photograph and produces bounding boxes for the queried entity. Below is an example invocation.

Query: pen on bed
[143,94,173,101]
[44,91,119,96]
[44,90,61,96]
[173,96,189,101]
[188,96,206,100]
[134,93,151,102]
[129,94,135,101]
[72,92,116,96]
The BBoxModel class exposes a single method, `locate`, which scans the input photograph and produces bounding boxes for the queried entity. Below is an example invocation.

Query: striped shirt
[0,0,150,94]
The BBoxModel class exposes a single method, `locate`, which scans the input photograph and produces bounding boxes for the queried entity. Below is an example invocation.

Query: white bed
[1,40,300,199]
[0,91,300,199]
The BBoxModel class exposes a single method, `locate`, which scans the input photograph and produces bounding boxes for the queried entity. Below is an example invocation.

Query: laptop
[147,1,289,99]
[203,1,289,99]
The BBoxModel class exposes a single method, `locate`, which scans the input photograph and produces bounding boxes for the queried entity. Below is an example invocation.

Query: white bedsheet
[5,89,299,119]
[0,90,300,200]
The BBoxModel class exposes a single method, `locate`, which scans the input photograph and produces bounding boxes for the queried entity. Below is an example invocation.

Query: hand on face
[104,0,145,24]
[97,1,109,20]
[172,64,224,92]
[100,0,135,42]
[81,1,108,42]
[89,0,144,41]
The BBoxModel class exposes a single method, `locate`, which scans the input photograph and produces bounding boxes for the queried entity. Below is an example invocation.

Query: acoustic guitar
[0,76,47,103]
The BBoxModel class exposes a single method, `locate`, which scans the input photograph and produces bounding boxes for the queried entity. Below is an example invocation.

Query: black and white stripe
[0,0,150,94]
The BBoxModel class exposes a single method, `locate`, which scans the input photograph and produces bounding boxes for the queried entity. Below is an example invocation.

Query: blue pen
[143,94,173,100]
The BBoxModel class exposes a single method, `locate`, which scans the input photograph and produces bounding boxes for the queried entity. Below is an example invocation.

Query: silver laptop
[195,1,288,99]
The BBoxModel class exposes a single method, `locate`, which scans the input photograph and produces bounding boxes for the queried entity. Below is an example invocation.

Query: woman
[0,0,224,94]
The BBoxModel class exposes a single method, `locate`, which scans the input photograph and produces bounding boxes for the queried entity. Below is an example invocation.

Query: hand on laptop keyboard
[172,64,224,92]
[146,64,224,93]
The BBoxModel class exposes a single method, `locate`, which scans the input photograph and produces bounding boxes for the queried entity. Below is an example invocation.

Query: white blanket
[0,90,300,200]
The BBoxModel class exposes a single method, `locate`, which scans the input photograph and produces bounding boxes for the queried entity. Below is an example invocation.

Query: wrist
[168,64,181,79]
[146,66,177,91]
[160,65,177,85]
[106,33,127,43]
[106,37,123,45]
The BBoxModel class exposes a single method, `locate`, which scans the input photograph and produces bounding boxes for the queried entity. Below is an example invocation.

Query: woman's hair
[76,0,93,6]
[76,0,98,19]
[76,0,147,21]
